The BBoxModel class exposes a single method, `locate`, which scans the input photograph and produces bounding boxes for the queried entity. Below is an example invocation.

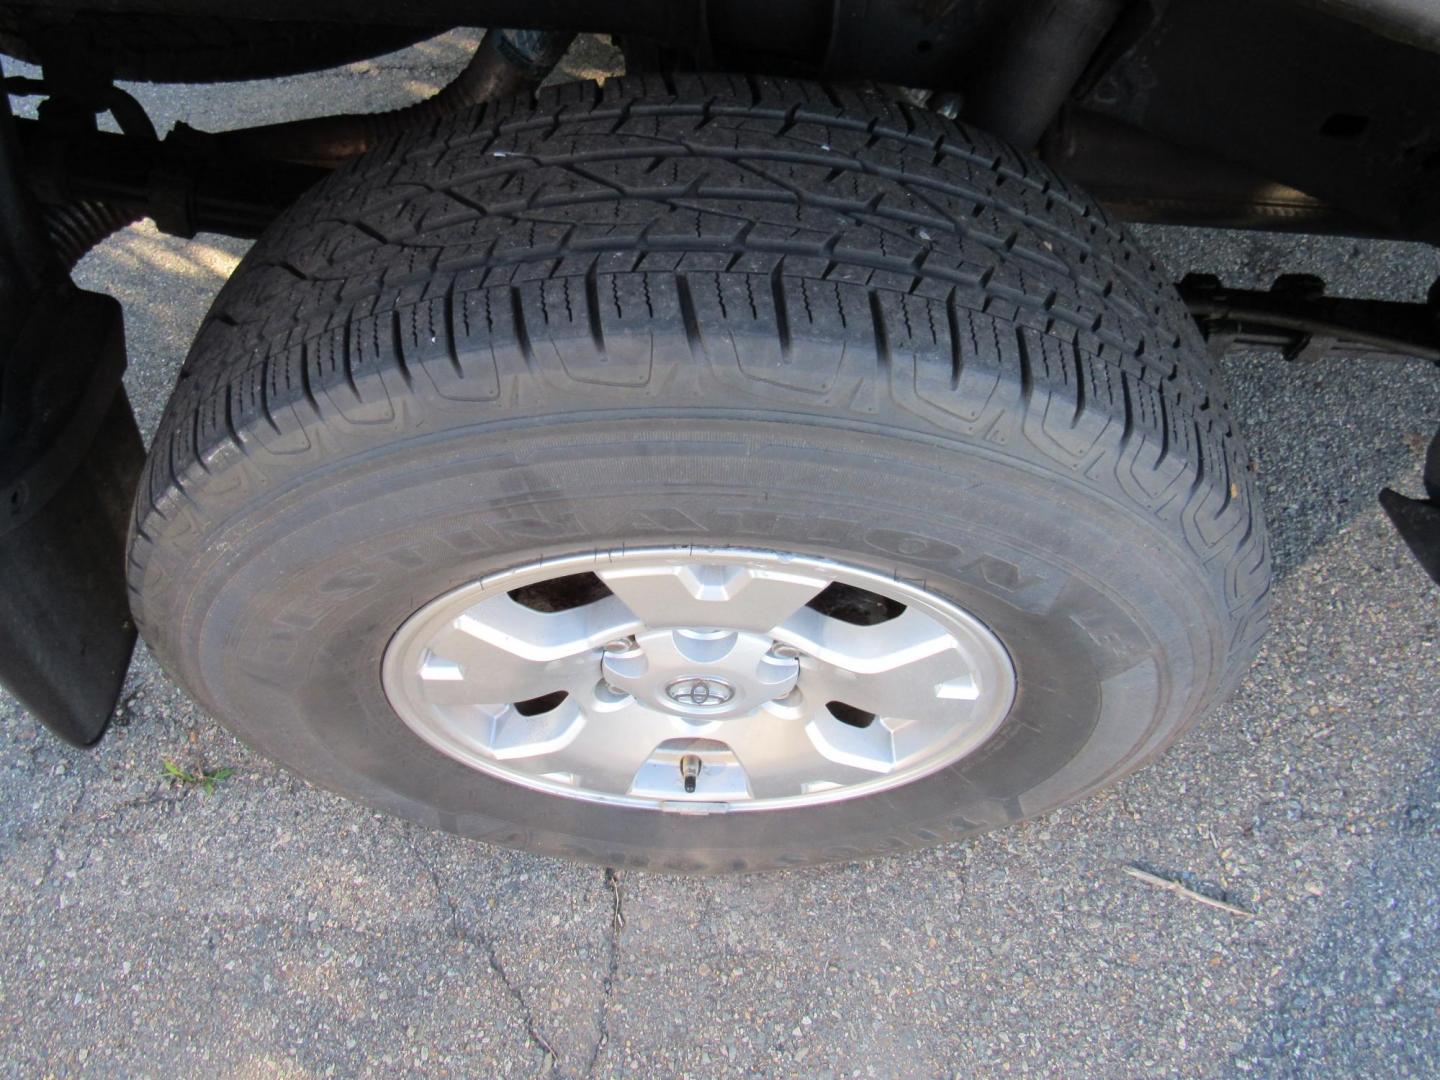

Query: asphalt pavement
[2,31,1438,1079]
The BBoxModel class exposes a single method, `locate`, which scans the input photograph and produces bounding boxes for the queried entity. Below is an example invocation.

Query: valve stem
[680,754,702,794]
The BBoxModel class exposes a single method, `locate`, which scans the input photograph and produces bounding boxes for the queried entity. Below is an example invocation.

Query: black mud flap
[1379,429,1440,586]
[0,285,142,744]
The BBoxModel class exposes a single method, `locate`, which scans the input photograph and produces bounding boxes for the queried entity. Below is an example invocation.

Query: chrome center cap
[601,627,800,720]
[665,676,736,708]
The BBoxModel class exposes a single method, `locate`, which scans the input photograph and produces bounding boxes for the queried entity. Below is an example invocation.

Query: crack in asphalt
[30,775,215,901]
[584,868,624,1078]
[400,826,562,1074]
[33,782,91,892]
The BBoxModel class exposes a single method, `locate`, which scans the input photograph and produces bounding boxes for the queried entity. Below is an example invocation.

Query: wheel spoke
[780,607,991,725]
[453,591,640,662]
[414,641,594,707]
[516,697,686,794]
[481,696,587,760]
[802,651,975,725]
[717,699,895,799]
[414,592,637,706]
[597,561,828,632]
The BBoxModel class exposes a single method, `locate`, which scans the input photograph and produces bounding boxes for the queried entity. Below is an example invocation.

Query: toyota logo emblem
[664,676,736,708]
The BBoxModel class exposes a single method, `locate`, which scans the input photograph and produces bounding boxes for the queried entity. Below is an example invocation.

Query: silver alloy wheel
[382,548,1016,811]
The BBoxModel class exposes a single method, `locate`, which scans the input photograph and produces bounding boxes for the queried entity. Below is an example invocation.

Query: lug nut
[602,638,634,654]
[768,642,801,660]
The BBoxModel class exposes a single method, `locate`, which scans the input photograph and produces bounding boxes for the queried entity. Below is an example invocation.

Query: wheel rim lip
[381,546,1018,813]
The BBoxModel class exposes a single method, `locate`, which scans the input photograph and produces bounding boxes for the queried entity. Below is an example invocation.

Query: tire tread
[131,74,1270,716]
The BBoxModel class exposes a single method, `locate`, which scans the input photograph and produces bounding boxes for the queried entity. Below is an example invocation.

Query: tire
[128,75,1271,872]
[0,10,440,83]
